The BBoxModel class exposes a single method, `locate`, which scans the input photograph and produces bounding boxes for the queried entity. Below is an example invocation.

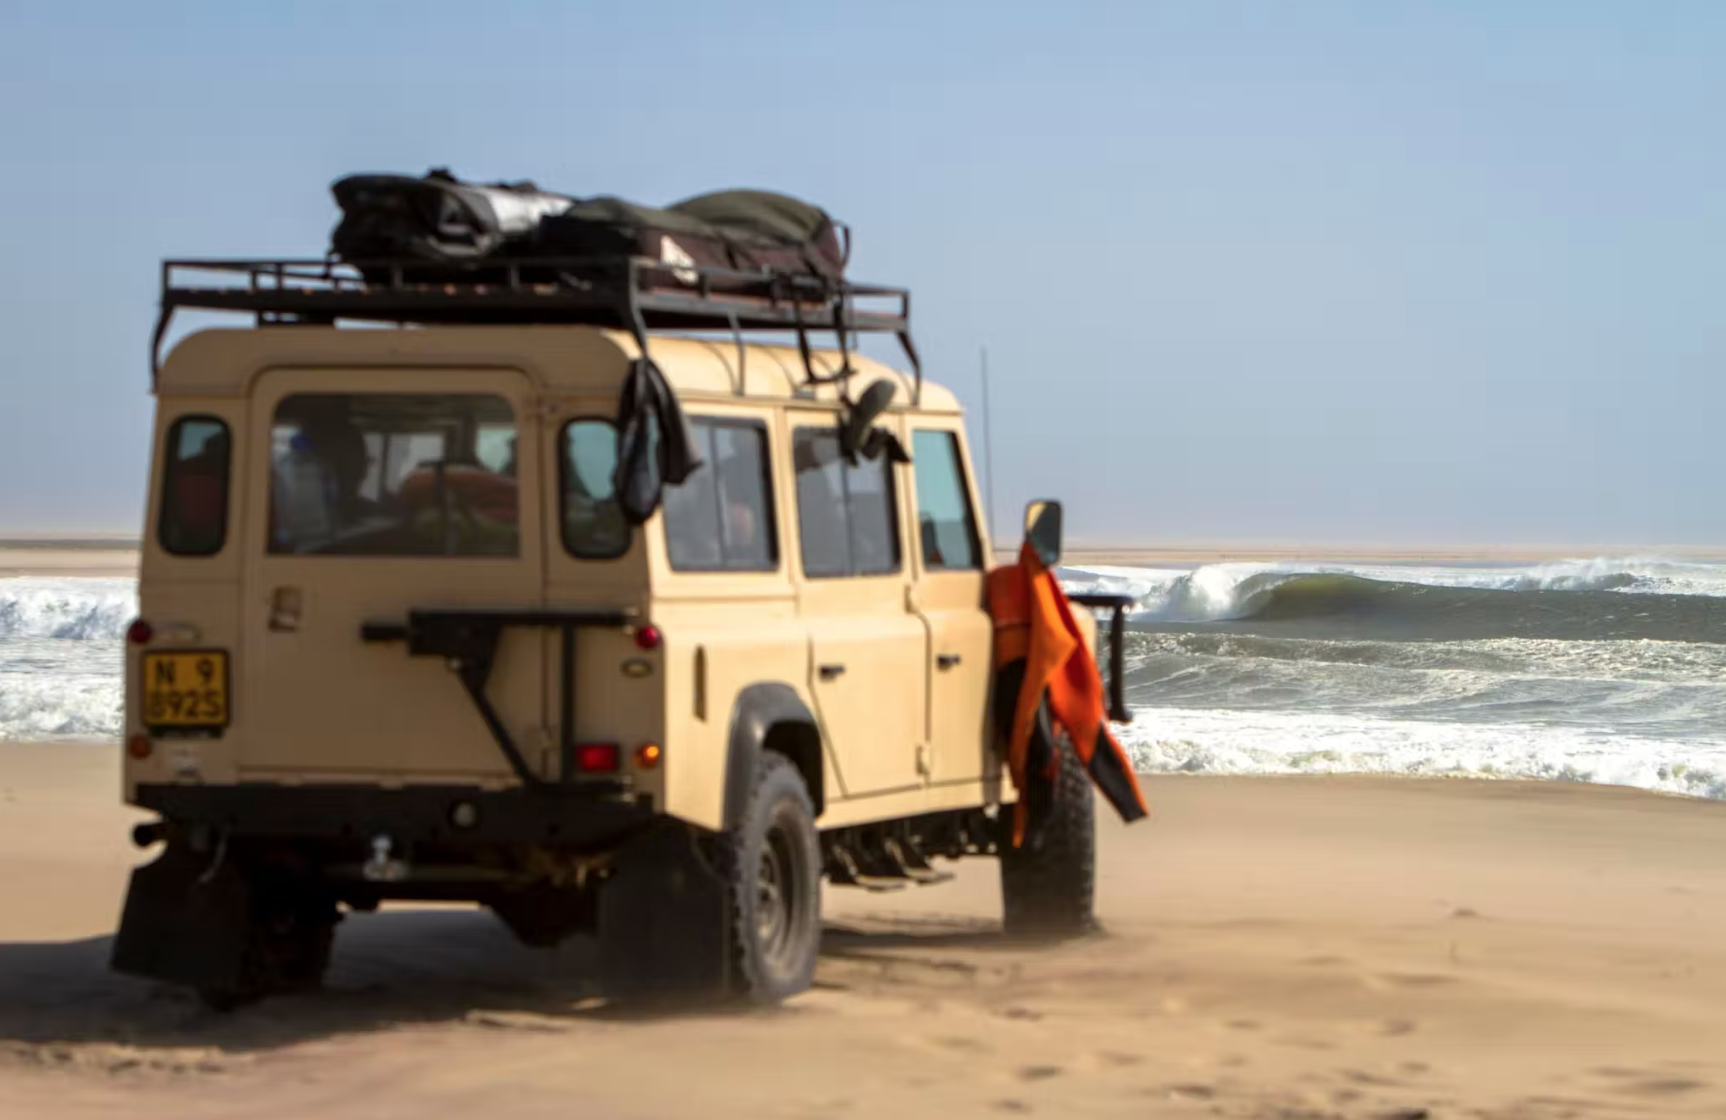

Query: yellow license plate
[141,650,230,731]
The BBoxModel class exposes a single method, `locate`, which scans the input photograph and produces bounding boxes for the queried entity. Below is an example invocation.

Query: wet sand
[1,743,1724,1118]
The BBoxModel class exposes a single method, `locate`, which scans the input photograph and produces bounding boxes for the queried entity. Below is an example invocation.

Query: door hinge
[916,742,931,781]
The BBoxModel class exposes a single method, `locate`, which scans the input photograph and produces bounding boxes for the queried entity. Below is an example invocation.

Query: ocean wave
[1129,632,1726,686]
[0,578,137,641]
[1120,707,1726,801]
[1123,633,1726,744]
[1061,557,1726,625]
[0,637,124,740]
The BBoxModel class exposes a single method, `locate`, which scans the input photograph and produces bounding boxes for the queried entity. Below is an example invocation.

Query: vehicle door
[789,418,927,798]
[240,369,545,782]
[905,424,995,786]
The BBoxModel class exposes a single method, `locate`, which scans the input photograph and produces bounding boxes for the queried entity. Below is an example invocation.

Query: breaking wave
[0,578,137,641]
[0,578,134,740]
[1061,558,1726,641]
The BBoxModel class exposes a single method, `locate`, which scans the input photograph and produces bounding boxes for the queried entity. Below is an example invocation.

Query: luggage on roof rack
[329,170,850,293]
[153,169,911,397]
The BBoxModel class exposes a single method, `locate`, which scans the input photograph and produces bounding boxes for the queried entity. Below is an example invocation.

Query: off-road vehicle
[114,247,1136,1008]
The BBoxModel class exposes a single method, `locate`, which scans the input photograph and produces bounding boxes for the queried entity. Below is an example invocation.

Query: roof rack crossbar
[151,256,916,398]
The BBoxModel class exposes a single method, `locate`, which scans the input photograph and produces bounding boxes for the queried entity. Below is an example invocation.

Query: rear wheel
[999,732,1097,938]
[721,751,821,1003]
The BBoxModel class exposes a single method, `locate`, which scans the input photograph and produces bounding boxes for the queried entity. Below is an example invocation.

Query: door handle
[937,653,963,670]
[269,587,303,632]
[818,663,847,681]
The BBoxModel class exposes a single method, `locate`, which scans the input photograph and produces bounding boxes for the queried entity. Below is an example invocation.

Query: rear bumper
[134,782,658,847]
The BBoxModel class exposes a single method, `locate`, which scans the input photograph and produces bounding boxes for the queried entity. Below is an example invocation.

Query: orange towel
[988,541,1148,846]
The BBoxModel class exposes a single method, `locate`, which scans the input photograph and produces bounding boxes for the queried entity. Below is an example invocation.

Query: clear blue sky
[2,0,1721,545]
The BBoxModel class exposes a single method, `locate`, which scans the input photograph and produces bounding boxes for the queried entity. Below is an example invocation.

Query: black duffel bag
[329,168,578,280]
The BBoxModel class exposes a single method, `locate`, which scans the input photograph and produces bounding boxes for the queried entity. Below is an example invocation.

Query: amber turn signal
[635,742,662,770]
[126,734,153,760]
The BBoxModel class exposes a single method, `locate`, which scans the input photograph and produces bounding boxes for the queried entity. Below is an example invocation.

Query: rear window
[663,418,777,572]
[158,416,230,556]
[268,393,519,557]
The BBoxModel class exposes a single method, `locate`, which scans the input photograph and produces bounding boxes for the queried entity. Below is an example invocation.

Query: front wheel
[721,752,822,1003]
[999,731,1097,938]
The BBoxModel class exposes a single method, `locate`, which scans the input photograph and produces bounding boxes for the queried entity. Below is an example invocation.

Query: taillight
[635,743,663,770]
[633,624,662,652]
[575,743,620,773]
[126,734,153,760]
[126,618,153,645]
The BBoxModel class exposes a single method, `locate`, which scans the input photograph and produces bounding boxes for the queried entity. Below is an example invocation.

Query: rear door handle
[937,653,963,670]
[818,663,847,681]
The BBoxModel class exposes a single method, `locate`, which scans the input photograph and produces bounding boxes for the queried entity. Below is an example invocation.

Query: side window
[910,430,982,571]
[792,428,902,578]
[561,419,630,559]
[158,416,230,557]
[269,393,519,557]
[663,418,777,572]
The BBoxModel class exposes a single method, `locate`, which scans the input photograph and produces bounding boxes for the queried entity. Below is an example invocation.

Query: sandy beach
[0,546,140,579]
[0,744,1721,1118]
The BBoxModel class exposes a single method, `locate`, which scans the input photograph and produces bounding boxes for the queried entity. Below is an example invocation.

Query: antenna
[980,345,997,555]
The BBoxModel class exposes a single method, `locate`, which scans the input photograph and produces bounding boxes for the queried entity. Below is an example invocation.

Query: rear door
[240,369,545,782]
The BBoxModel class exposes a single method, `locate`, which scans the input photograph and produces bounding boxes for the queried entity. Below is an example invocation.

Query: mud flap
[597,824,731,1002]
[110,842,253,991]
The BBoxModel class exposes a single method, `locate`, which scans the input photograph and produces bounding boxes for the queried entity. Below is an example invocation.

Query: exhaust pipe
[131,821,168,848]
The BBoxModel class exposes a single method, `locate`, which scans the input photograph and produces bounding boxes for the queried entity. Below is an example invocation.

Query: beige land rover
[113,255,1134,1008]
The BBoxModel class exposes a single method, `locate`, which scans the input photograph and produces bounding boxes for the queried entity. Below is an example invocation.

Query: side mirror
[839,379,898,460]
[1023,499,1063,567]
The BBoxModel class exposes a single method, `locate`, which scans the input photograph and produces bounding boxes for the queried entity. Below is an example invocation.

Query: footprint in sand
[1340,1069,1406,1088]
[1275,1037,1336,1051]
[928,1035,991,1055]
[1373,966,1456,987]
[1599,1073,1708,1097]
[1017,1065,1063,1082]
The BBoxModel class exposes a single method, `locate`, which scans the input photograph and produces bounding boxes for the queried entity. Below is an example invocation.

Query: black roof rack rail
[152,256,920,402]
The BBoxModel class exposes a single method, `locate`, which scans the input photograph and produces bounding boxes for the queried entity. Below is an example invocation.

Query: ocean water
[3,560,1725,799]
[0,577,136,739]
[1060,558,1726,799]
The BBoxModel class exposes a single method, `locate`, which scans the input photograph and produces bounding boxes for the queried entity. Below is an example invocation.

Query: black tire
[999,731,1097,939]
[197,885,338,1011]
[720,751,822,1004]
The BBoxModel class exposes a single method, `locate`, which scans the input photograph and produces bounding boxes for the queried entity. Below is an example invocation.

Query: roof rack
[152,255,920,400]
